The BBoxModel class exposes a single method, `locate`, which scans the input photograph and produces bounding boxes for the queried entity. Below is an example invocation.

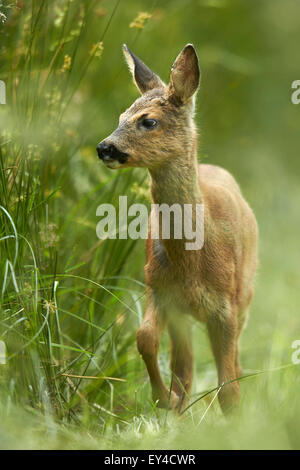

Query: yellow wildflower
[130,12,151,30]
[61,54,71,73]
[43,299,56,314]
[90,41,104,58]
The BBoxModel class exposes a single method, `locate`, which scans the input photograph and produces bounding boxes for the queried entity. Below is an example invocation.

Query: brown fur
[98,44,258,414]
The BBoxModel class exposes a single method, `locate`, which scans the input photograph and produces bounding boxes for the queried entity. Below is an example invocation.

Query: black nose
[97,142,113,160]
[96,142,128,164]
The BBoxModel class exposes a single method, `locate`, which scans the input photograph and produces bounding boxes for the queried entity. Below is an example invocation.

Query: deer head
[97,44,200,170]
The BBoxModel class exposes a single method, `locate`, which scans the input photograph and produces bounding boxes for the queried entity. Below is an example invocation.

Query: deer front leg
[168,317,194,412]
[136,303,178,409]
[207,309,240,414]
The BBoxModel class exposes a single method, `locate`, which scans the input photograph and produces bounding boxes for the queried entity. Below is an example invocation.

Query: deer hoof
[154,390,179,410]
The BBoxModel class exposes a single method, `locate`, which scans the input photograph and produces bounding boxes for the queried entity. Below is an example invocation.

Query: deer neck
[148,141,203,267]
[149,143,202,207]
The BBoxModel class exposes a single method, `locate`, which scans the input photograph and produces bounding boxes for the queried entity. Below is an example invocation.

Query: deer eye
[140,118,158,130]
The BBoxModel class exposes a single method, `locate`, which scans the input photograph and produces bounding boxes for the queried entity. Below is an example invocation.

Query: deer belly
[151,279,214,323]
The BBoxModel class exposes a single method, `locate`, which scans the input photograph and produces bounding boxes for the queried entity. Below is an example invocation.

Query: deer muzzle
[97,141,128,167]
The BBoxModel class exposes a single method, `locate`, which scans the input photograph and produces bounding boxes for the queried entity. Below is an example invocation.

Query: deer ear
[123,44,164,94]
[167,44,200,105]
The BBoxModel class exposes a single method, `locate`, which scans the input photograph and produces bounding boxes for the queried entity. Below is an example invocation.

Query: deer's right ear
[123,44,164,94]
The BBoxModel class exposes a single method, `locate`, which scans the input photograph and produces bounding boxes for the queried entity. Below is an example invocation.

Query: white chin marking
[106,161,121,169]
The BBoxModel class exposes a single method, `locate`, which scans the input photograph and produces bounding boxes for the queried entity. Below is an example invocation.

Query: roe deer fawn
[97,44,258,414]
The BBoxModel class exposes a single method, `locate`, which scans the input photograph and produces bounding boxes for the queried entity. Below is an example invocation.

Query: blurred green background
[0,0,299,450]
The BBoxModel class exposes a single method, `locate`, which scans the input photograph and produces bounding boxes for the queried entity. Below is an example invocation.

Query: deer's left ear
[167,44,200,105]
[123,44,164,94]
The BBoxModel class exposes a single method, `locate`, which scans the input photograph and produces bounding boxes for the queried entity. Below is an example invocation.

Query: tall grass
[0,0,300,449]
[0,0,149,434]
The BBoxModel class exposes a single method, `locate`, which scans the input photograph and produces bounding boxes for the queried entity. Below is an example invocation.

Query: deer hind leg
[207,307,240,414]
[168,316,194,412]
[235,308,248,378]
[235,288,253,378]
[136,304,178,409]
[235,338,243,379]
